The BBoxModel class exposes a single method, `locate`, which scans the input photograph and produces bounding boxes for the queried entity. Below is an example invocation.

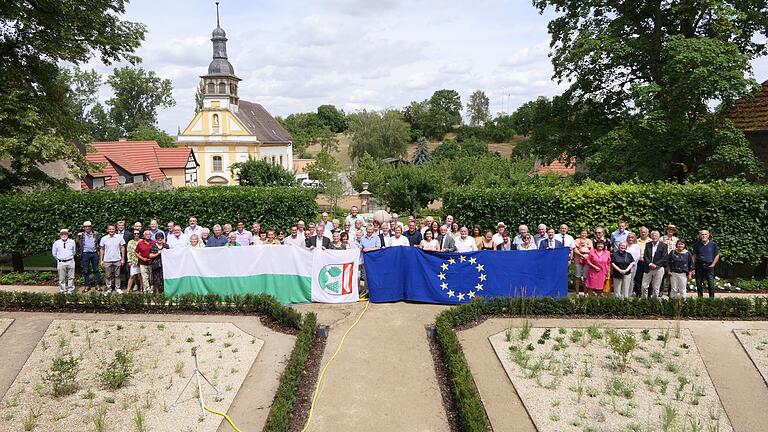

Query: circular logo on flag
[436,254,487,302]
[318,262,355,296]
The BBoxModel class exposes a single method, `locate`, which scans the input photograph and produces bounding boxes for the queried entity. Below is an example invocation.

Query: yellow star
[475,283,483,291]
[441,282,448,290]
[447,290,455,297]
[459,255,467,262]
[438,272,446,280]
[448,258,456,264]
[457,293,465,301]
[468,290,476,298]
[476,264,485,272]
[441,263,449,271]
[468,257,477,264]
[479,274,487,281]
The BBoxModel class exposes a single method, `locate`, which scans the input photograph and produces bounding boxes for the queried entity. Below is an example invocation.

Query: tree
[195,81,205,113]
[317,104,346,133]
[432,138,489,161]
[0,0,145,193]
[377,164,444,216]
[231,158,296,187]
[278,112,324,154]
[128,124,175,148]
[105,66,175,136]
[317,127,339,153]
[412,137,431,165]
[305,150,344,211]
[347,110,410,161]
[426,89,462,139]
[466,90,490,127]
[529,0,768,182]
[510,97,548,137]
[402,100,430,141]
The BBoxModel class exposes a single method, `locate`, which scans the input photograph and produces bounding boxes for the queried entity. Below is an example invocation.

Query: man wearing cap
[76,221,101,291]
[99,224,125,294]
[52,229,76,294]
[491,223,507,246]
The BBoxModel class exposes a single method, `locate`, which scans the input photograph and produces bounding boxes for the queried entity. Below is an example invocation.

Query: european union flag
[363,247,570,304]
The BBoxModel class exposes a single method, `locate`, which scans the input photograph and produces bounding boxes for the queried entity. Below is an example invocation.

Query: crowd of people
[51,205,721,300]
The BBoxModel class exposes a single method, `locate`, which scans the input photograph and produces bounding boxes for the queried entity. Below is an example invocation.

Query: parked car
[301,179,323,188]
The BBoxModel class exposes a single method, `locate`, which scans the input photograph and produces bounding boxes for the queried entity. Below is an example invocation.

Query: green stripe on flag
[164,274,312,304]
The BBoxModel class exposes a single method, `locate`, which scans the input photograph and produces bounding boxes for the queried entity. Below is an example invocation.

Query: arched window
[230,83,237,95]
[212,155,223,172]
[207,82,215,94]
[218,82,226,94]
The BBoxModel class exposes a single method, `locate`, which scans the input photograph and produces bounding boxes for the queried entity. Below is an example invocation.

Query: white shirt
[184,225,204,237]
[627,244,641,267]
[518,242,538,251]
[492,233,505,245]
[558,233,576,249]
[283,235,305,247]
[455,236,478,253]
[166,233,190,249]
[99,234,125,261]
[651,242,659,259]
[52,238,76,261]
[386,236,411,247]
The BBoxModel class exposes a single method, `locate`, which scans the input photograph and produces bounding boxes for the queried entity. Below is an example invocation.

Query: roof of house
[720,80,768,132]
[235,100,292,143]
[85,141,196,188]
[529,157,576,177]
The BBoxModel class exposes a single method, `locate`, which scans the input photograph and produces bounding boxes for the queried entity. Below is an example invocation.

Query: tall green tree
[402,100,430,141]
[347,110,410,161]
[105,66,175,137]
[195,81,205,113]
[377,165,444,216]
[278,112,324,154]
[529,0,768,182]
[466,90,490,127]
[426,89,462,138]
[316,104,347,133]
[0,0,146,192]
[412,137,431,165]
[305,150,344,211]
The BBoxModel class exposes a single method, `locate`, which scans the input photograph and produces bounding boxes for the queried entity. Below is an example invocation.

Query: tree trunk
[11,252,24,272]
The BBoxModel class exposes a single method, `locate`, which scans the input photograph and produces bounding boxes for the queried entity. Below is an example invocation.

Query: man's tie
[561,234,565,246]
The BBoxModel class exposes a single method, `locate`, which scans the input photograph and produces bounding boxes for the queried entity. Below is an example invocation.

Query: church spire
[216,1,220,27]
[207,1,236,77]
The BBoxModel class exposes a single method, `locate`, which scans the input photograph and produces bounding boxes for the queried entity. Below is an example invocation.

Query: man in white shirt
[99,224,125,294]
[491,222,507,246]
[420,216,434,235]
[184,216,204,238]
[455,226,478,253]
[296,220,306,238]
[283,225,305,247]
[386,226,411,247]
[234,221,253,246]
[52,229,76,293]
[166,225,190,249]
[318,212,330,231]
[558,224,576,249]
[324,219,340,240]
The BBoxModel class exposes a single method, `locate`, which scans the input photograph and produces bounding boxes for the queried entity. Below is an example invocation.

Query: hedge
[434,295,768,431]
[263,312,318,432]
[0,186,318,255]
[443,181,768,265]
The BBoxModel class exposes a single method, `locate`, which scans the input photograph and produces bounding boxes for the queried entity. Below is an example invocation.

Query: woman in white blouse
[419,230,440,251]
[625,232,642,291]
[517,234,538,251]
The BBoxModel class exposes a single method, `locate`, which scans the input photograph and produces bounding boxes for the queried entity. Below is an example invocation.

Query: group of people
[51,206,720,299]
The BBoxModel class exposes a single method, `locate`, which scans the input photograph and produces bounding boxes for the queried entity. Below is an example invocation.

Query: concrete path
[294,302,450,432]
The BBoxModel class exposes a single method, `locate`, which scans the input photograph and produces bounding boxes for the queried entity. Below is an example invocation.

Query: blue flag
[363,247,570,304]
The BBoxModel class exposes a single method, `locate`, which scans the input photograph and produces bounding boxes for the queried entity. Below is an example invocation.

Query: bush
[230,158,297,187]
[443,181,768,264]
[0,186,318,255]
[45,355,80,397]
[99,350,135,390]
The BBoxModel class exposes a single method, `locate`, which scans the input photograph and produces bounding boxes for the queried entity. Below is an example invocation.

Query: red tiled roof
[720,80,768,131]
[529,156,577,177]
[84,141,196,189]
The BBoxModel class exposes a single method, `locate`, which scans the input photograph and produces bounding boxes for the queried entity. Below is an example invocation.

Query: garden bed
[490,325,730,432]
[0,319,262,432]
[734,329,768,386]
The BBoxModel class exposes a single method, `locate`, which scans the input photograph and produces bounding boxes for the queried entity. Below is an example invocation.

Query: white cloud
[320,0,400,16]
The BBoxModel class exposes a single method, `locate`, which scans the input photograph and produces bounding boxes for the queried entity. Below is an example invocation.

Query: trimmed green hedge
[263,312,318,432]
[434,295,768,431]
[443,181,768,265]
[0,186,318,255]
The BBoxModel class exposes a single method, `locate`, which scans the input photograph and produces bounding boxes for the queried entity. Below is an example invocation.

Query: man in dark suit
[538,227,563,249]
[641,230,668,298]
[306,224,331,249]
[437,225,456,252]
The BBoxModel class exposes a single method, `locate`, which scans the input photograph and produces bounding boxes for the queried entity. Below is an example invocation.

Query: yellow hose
[301,300,370,432]
[204,405,242,432]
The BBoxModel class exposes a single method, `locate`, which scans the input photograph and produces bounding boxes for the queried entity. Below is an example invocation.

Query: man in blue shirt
[610,220,632,251]
[692,229,720,298]
[206,224,229,247]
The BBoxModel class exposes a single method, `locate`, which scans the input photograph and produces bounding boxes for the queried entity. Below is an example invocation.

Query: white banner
[311,248,361,303]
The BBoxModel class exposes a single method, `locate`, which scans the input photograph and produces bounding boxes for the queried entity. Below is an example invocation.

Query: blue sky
[83,0,768,134]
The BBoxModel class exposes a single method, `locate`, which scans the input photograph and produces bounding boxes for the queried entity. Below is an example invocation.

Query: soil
[734,329,768,386]
[428,330,461,432]
[286,334,327,431]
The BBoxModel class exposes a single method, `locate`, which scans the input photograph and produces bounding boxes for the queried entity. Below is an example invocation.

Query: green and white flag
[162,245,359,304]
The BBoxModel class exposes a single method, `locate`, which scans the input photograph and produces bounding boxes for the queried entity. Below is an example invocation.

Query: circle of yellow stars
[437,254,486,302]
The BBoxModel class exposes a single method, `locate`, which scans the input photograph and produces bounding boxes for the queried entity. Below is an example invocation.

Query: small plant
[568,375,585,403]
[606,377,634,399]
[586,323,603,340]
[83,388,96,400]
[104,396,115,404]
[21,408,40,431]
[134,408,146,432]
[650,351,664,363]
[641,329,651,341]
[660,403,678,432]
[519,319,532,341]
[174,361,184,376]
[657,328,671,348]
[570,329,583,344]
[142,391,153,410]
[227,330,235,338]
[186,337,194,343]
[665,362,680,374]
[207,338,216,344]
[549,412,561,422]
[99,350,135,390]
[223,342,232,348]
[608,330,638,372]
[505,328,513,342]
[677,375,690,392]
[157,323,165,331]
[92,405,108,432]
[116,324,124,331]
[585,385,599,398]
[44,354,80,397]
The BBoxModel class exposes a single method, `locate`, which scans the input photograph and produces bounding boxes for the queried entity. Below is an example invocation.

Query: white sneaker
[115,289,123,294]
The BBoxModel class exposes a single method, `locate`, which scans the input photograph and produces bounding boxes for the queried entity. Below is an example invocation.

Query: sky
[82,0,768,134]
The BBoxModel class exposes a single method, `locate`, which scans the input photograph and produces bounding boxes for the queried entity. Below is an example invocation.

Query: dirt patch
[428,331,461,432]
[286,334,327,431]
[0,319,262,432]
[734,329,768,386]
[490,325,730,432]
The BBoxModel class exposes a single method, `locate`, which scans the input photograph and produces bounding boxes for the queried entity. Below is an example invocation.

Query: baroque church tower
[178,2,293,185]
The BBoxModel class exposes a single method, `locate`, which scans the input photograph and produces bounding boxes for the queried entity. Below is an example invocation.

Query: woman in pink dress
[585,240,611,297]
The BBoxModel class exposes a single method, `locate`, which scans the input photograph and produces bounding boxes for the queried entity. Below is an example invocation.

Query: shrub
[443,181,768,264]
[99,350,135,390]
[44,355,80,397]
[607,330,638,372]
[0,186,318,255]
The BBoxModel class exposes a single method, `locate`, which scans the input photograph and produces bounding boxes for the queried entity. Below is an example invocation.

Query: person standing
[386,226,411,247]
[539,228,563,249]
[419,230,440,251]
[641,230,669,298]
[149,233,169,293]
[573,229,594,295]
[692,230,720,298]
[454,226,479,253]
[479,230,496,250]
[166,225,190,249]
[492,222,507,246]
[184,216,204,238]
[148,219,161,240]
[126,230,142,292]
[99,224,125,294]
[345,206,366,227]
[233,221,253,246]
[512,224,529,247]
[165,221,175,239]
[661,224,680,296]
[77,221,101,292]
[226,232,241,246]
[438,225,456,252]
[306,224,331,249]
[533,224,548,247]
[515,234,537,251]
[283,225,305,247]
[626,233,642,290]
[329,231,346,250]
[611,241,635,298]
[634,226,651,297]
[206,225,228,247]
[403,220,423,246]
[200,227,210,245]
[223,223,233,237]
[669,240,694,299]
[264,229,281,245]
[189,234,205,248]
[136,230,155,292]
[585,240,611,297]
[52,229,76,294]
[610,220,632,251]
[558,224,576,249]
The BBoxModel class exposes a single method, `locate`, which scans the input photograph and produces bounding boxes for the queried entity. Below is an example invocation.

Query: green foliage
[607,331,638,372]
[466,90,490,127]
[45,355,80,397]
[411,137,431,165]
[263,312,318,432]
[99,350,135,390]
[127,124,175,148]
[305,151,343,209]
[316,104,347,133]
[431,138,489,161]
[376,164,445,215]
[347,109,410,161]
[104,66,175,137]
[0,186,317,255]
[231,158,296,187]
[194,81,204,113]
[443,181,768,264]
[426,89,463,138]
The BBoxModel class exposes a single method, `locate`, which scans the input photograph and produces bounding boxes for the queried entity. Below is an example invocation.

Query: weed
[4,392,20,408]
[174,361,184,376]
[570,329,583,344]
[608,330,638,372]
[549,412,561,422]
[504,328,513,342]
[225,384,233,392]
[568,375,585,403]
[586,323,602,340]
[660,404,677,432]
[232,347,239,353]
[3,414,12,421]
[519,319,532,341]
[551,399,561,407]
[207,338,216,344]
[657,328,671,348]
[186,337,194,343]
[116,324,123,331]
[526,343,535,351]
[21,408,40,431]
[134,408,146,432]
[104,396,115,404]
[634,355,652,369]
[665,362,680,374]
[83,388,96,400]
[99,350,135,389]
[142,391,153,410]
[680,343,690,349]
[44,354,80,397]
[606,377,634,399]
[157,323,165,331]
[585,385,599,398]
[650,351,664,363]
[677,375,690,392]
[58,334,68,349]
[92,405,108,432]
[641,329,651,341]
[223,342,232,348]
[227,330,235,338]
